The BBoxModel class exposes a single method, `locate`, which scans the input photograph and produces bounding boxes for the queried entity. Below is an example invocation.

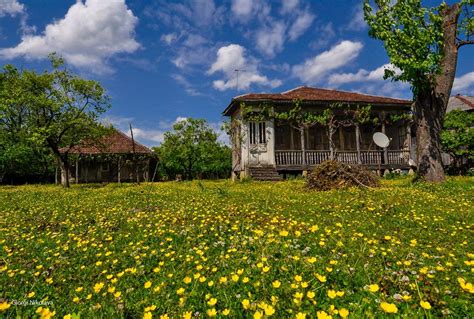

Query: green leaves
[156,118,231,180]
[441,109,474,159]
[0,55,111,185]
[364,0,447,92]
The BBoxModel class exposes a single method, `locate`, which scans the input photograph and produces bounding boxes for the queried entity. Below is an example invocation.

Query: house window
[249,121,266,144]
[101,163,110,172]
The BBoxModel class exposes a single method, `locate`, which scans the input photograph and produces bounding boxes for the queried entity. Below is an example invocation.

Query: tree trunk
[328,125,335,160]
[414,3,460,182]
[300,127,306,167]
[355,124,361,164]
[59,155,70,188]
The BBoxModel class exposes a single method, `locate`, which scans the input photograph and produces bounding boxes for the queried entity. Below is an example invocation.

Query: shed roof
[447,94,474,112]
[223,86,412,116]
[60,129,153,155]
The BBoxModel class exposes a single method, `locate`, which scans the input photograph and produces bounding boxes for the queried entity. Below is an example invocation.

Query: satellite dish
[373,132,390,148]
[408,159,416,166]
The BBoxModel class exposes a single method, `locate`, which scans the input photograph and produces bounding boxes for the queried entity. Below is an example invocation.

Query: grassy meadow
[0,178,473,318]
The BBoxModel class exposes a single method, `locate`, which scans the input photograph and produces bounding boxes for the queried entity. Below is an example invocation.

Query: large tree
[0,66,53,183]
[364,0,473,182]
[156,118,231,180]
[0,55,110,187]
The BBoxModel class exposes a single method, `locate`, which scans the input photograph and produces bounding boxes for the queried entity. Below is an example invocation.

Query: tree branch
[457,40,474,47]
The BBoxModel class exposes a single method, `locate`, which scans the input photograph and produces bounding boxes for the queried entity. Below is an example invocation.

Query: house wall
[70,159,152,183]
[230,105,416,176]
[238,119,275,176]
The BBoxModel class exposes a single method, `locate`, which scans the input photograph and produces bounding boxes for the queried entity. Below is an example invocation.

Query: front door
[248,121,268,166]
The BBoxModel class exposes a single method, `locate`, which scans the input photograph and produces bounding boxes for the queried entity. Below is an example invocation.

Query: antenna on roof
[234,69,246,92]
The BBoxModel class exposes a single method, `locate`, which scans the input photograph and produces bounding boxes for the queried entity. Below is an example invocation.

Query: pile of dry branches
[306,160,380,191]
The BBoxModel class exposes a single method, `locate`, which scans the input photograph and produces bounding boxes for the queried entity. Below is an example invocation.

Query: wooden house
[59,129,156,183]
[223,86,414,180]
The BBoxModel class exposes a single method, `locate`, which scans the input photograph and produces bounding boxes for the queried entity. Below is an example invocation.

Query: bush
[306,160,380,191]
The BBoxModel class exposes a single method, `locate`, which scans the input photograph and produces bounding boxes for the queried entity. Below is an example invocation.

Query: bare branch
[457,39,474,47]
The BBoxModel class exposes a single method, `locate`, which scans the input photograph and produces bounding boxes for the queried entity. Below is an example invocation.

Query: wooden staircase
[248,165,282,181]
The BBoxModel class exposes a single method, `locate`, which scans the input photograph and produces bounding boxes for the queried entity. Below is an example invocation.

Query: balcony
[275,150,411,169]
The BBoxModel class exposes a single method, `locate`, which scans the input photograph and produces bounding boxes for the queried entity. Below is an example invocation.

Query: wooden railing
[275,150,410,167]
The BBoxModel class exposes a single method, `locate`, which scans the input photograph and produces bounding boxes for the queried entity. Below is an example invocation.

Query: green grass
[0,178,473,318]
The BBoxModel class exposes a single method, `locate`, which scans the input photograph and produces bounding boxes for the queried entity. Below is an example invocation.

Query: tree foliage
[441,109,474,162]
[364,0,473,93]
[153,118,231,180]
[0,54,111,187]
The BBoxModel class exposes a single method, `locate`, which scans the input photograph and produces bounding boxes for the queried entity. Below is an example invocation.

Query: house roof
[60,129,153,155]
[223,86,412,116]
[447,94,474,112]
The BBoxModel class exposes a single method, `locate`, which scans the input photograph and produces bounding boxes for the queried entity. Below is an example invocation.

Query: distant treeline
[1,56,231,184]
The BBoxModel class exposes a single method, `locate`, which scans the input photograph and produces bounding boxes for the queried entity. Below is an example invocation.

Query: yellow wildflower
[368,284,379,292]
[380,302,398,313]
[420,300,431,310]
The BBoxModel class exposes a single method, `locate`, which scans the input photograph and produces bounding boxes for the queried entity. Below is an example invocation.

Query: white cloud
[207,44,282,91]
[352,81,411,99]
[122,116,228,146]
[281,0,299,14]
[161,33,178,45]
[171,73,204,96]
[131,127,165,145]
[453,71,474,93]
[292,40,363,83]
[288,10,314,41]
[255,21,286,57]
[231,0,254,19]
[326,63,410,98]
[0,0,24,17]
[347,5,366,31]
[309,23,335,50]
[328,63,398,85]
[0,0,140,73]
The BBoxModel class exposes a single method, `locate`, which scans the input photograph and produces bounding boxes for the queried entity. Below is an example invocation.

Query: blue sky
[1,0,473,146]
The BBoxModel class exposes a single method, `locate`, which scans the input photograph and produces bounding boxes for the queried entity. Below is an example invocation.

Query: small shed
[59,129,156,183]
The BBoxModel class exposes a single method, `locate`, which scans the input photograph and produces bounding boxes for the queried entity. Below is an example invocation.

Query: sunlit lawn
[0,177,473,318]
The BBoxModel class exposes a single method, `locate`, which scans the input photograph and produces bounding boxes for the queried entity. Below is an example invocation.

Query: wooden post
[406,121,412,158]
[75,159,79,184]
[355,124,361,164]
[381,114,388,164]
[146,158,150,182]
[129,123,140,184]
[117,156,121,183]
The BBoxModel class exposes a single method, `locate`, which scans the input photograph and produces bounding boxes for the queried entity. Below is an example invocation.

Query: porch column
[381,116,388,164]
[355,124,361,164]
[241,120,249,177]
[406,122,412,159]
[75,159,79,184]
[267,119,275,166]
[146,158,150,182]
[117,156,121,183]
